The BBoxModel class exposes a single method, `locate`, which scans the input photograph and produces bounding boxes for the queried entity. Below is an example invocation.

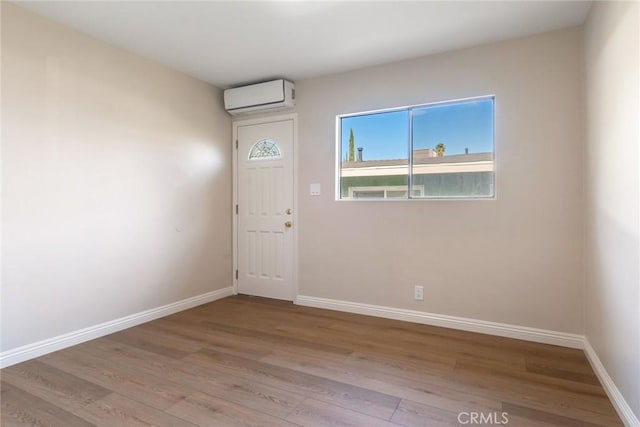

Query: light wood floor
[1,295,622,426]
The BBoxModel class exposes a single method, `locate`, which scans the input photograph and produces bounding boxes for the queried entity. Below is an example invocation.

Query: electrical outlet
[414,285,424,301]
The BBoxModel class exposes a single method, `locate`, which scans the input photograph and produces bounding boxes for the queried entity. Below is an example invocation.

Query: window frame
[335,95,496,202]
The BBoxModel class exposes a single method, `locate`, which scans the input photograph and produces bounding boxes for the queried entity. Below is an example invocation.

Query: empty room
[1,1,639,426]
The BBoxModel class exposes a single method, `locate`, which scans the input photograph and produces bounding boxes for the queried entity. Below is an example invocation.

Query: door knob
[284,221,292,228]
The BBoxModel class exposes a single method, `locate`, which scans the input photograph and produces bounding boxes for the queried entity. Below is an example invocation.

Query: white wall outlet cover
[310,183,321,196]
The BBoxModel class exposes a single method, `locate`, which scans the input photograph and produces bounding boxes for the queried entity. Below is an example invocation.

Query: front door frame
[232,113,299,302]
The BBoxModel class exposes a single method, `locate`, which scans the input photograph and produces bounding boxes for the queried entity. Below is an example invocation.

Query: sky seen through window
[340,98,494,161]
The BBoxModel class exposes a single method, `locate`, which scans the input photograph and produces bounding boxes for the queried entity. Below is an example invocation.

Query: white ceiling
[16,1,592,88]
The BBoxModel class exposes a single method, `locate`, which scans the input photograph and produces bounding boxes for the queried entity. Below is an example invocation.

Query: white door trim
[232,113,299,301]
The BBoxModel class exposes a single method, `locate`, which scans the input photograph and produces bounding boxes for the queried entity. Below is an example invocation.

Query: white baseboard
[583,340,640,427]
[296,295,583,348]
[0,286,234,369]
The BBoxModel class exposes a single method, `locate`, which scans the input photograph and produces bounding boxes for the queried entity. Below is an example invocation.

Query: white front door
[236,118,295,301]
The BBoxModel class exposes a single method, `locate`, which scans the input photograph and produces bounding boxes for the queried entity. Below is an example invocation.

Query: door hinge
[235,139,238,149]
[235,269,238,280]
[235,204,238,214]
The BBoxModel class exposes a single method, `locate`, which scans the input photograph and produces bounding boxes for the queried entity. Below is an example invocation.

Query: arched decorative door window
[248,139,281,160]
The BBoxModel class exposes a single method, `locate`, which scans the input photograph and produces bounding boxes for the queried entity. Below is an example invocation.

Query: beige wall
[294,27,585,333]
[584,1,640,420]
[1,3,232,352]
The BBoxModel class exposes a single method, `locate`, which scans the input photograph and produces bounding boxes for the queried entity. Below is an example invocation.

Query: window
[249,139,281,160]
[337,97,494,200]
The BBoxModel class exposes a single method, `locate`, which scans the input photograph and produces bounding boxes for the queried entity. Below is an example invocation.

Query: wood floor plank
[107,324,202,359]
[200,320,354,358]
[258,345,502,414]
[286,398,397,427]
[1,359,111,411]
[1,381,95,427]
[501,402,610,427]
[78,338,305,419]
[320,315,529,362]
[40,347,191,410]
[73,392,195,427]
[140,318,273,360]
[344,350,456,380]
[166,391,297,427]
[390,399,461,427]
[524,353,596,375]
[272,318,527,369]
[453,357,610,403]
[449,359,620,426]
[184,348,401,420]
[525,358,601,386]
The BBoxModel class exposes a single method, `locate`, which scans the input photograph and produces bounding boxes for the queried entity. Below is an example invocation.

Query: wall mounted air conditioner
[224,79,295,116]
